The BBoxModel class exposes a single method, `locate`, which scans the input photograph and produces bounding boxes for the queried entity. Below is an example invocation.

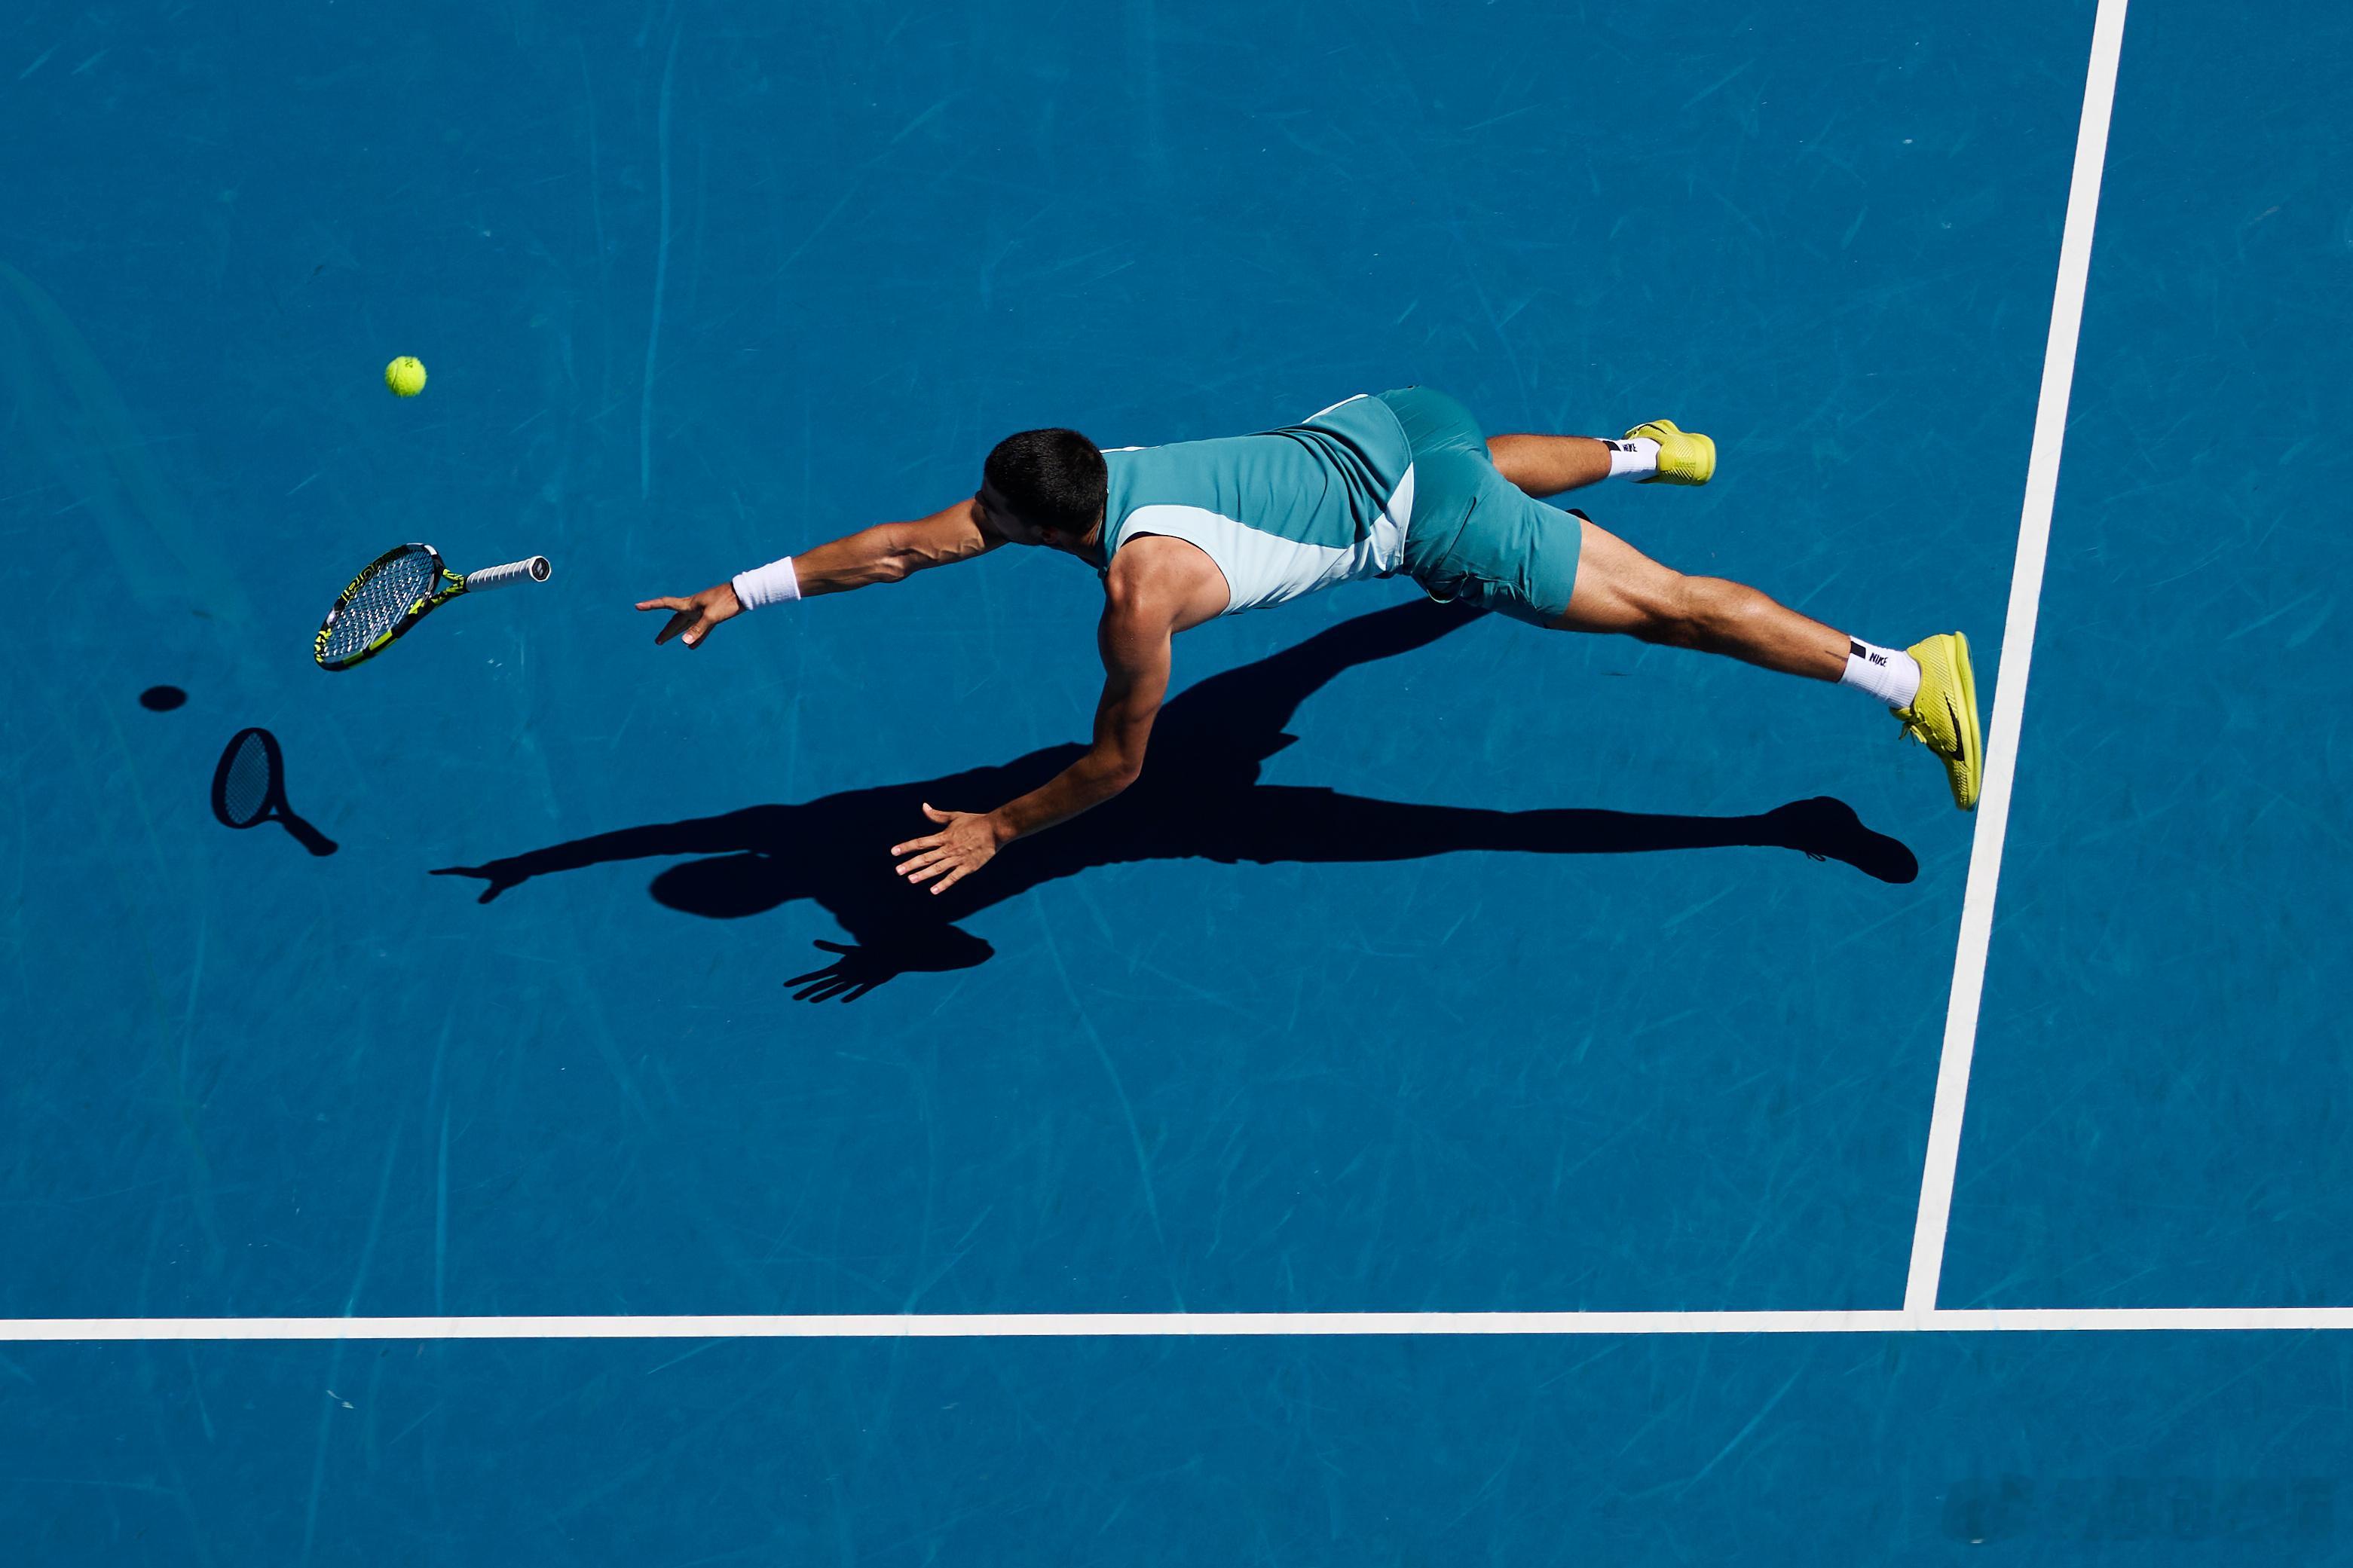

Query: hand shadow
[433,598,1918,1001]
[785,928,997,1003]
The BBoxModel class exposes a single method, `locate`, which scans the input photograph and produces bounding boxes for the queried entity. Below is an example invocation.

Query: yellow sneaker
[1623,418,1715,486]
[1895,633,1982,811]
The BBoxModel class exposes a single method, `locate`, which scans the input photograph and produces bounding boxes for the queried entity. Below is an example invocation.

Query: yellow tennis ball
[384,356,427,397]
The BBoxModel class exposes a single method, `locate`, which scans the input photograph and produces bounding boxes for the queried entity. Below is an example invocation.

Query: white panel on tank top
[1119,463,1415,614]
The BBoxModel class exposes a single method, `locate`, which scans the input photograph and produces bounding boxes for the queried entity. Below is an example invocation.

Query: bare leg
[1553,515,1848,681]
[1486,433,1614,497]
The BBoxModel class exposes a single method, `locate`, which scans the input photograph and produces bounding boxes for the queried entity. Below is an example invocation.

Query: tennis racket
[314,543,552,671]
[210,727,338,856]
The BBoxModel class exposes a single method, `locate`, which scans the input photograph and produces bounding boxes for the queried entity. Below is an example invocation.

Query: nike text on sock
[1604,437,1660,479]
[1840,637,1922,708]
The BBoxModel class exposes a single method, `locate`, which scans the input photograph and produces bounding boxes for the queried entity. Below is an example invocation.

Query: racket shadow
[210,727,338,857]
[433,600,1917,1002]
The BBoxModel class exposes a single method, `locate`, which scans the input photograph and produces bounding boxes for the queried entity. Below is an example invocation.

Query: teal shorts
[1377,387,1581,626]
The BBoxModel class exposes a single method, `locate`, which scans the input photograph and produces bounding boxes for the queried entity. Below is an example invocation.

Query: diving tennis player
[636,390,1981,895]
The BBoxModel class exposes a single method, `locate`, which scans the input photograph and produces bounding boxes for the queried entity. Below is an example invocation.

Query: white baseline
[4,1308,2353,1342]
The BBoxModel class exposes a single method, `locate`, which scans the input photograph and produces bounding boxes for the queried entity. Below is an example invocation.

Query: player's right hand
[636,582,742,648]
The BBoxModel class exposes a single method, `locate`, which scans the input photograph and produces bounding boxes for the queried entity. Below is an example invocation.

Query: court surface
[5,0,2351,1560]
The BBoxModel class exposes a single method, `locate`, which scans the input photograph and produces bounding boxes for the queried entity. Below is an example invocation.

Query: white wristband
[730,555,801,610]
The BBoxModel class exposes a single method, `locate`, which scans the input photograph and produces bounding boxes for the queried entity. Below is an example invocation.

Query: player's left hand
[891,804,1007,894]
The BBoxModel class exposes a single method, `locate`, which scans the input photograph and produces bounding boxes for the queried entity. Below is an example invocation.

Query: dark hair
[984,428,1107,536]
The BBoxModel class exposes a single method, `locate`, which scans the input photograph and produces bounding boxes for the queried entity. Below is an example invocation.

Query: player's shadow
[434,599,1917,1001]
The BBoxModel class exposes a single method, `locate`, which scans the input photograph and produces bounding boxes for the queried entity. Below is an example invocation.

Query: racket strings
[320,552,440,662]
[221,734,274,826]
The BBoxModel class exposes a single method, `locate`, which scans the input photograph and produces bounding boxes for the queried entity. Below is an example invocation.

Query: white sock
[1840,637,1921,708]
[1603,437,1659,479]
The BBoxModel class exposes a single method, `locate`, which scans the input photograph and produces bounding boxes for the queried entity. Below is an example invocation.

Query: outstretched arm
[635,496,1005,647]
[430,806,782,902]
[889,581,1176,894]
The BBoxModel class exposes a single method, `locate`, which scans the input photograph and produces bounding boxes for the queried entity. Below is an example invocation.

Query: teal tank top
[1098,394,1417,614]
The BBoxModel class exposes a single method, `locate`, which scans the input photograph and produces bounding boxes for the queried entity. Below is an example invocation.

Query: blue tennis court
[6,0,2351,1558]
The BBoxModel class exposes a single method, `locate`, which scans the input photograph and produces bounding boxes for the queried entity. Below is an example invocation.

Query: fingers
[895,807,993,888]
[644,587,731,646]
[428,865,510,903]
[898,849,954,883]
[788,943,855,996]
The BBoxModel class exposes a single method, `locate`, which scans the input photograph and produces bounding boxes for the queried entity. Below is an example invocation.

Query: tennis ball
[384,356,427,397]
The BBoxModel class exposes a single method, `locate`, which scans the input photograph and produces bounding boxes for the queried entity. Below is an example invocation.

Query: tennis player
[637,390,1981,895]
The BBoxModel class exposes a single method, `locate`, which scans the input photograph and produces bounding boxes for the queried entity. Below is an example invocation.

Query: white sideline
[4,1308,2351,1342]
[1902,0,2133,1314]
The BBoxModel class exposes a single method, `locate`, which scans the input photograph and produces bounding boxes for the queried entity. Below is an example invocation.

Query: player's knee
[1629,575,1708,648]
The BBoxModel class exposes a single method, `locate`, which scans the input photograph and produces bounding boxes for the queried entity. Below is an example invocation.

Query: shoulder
[1101,535,1229,629]
[1103,535,1200,598]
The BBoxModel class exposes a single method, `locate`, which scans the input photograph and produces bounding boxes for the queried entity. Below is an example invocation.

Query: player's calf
[1485,420,1715,498]
[1555,518,1981,812]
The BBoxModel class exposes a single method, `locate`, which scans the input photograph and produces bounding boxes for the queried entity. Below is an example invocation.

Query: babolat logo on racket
[314,543,552,671]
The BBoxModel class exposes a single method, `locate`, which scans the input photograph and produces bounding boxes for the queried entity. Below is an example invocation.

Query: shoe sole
[1945,632,1983,811]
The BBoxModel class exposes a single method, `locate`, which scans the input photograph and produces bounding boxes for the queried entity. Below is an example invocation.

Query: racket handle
[461,555,553,592]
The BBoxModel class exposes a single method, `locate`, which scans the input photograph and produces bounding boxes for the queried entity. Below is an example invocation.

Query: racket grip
[461,555,553,592]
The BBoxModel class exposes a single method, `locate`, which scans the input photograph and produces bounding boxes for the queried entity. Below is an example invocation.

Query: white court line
[5,1308,2353,1342]
[1903,0,2133,1315]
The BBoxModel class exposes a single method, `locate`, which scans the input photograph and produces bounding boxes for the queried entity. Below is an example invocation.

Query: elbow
[1099,756,1144,794]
